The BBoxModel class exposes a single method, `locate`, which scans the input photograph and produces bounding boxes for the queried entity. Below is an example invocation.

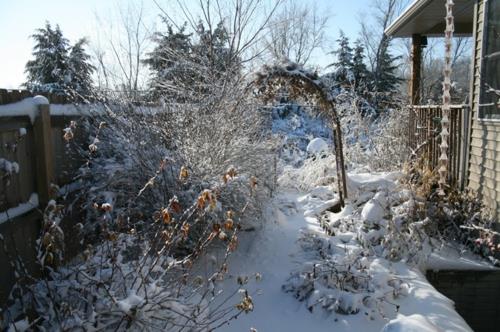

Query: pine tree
[144,20,239,101]
[372,38,401,93]
[329,31,353,85]
[68,38,95,95]
[351,39,369,92]
[143,21,192,100]
[366,37,402,112]
[25,22,70,92]
[193,20,236,78]
[25,22,95,96]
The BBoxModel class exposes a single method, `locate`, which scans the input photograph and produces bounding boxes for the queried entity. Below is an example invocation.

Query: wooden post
[33,100,54,207]
[410,34,422,105]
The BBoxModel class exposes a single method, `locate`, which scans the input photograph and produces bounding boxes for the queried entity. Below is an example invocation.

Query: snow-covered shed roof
[385,0,475,38]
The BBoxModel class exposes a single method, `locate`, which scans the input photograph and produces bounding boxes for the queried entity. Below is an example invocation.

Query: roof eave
[385,0,433,37]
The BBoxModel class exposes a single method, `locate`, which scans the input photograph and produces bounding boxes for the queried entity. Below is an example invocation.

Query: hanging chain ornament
[438,0,454,196]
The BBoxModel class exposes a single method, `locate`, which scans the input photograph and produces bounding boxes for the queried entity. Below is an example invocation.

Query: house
[386,0,500,221]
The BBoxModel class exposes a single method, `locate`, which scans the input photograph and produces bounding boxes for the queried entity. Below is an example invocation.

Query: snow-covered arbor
[252,62,348,206]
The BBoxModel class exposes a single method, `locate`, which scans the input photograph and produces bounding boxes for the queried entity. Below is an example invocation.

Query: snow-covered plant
[3,58,275,330]
[37,200,65,267]
[333,85,409,171]
[1,151,262,330]
[397,156,500,265]
[0,130,25,188]
[283,230,408,319]
[0,158,20,183]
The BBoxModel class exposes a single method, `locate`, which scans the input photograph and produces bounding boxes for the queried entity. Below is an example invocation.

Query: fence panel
[409,104,467,186]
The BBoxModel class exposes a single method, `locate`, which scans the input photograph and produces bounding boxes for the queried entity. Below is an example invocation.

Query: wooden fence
[408,104,468,188]
[0,94,86,304]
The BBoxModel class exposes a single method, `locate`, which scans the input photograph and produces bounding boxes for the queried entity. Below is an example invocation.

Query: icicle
[438,0,455,196]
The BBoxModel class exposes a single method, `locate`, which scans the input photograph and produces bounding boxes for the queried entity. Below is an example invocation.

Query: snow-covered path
[217,191,356,332]
[213,187,473,332]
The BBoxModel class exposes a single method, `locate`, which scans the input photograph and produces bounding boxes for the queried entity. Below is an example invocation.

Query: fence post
[33,97,54,207]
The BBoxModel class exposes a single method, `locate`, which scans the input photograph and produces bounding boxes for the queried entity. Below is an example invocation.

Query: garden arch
[252,63,348,207]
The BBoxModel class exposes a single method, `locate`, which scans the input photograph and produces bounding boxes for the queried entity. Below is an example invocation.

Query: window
[479,0,500,119]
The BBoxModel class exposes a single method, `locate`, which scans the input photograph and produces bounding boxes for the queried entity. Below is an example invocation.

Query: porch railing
[408,104,469,188]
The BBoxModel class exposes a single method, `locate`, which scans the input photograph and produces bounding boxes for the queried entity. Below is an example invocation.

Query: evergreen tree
[194,21,233,74]
[68,38,95,95]
[25,22,94,95]
[143,21,192,100]
[368,37,402,112]
[329,31,353,85]
[25,22,70,92]
[144,19,239,101]
[351,39,369,92]
[372,38,401,93]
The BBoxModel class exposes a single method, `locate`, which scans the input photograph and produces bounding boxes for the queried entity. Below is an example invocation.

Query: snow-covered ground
[214,176,473,332]
[188,97,495,331]
[207,105,478,331]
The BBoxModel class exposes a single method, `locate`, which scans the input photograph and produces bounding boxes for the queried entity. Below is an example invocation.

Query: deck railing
[408,104,469,188]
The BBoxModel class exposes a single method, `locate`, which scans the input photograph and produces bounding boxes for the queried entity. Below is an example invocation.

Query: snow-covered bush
[3,180,255,331]
[402,159,500,264]
[283,230,408,318]
[2,70,275,330]
[279,154,337,192]
[334,87,409,172]
[2,111,264,329]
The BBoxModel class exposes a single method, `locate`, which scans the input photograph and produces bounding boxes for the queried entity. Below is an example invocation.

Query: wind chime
[438,0,454,196]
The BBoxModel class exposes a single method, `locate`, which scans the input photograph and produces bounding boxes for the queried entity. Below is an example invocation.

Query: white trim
[385,0,431,36]
[476,0,500,122]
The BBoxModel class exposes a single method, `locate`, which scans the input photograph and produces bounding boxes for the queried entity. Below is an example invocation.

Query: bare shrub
[335,87,410,171]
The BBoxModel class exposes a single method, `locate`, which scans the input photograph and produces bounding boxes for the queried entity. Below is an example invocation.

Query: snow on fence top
[0,89,71,105]
[0,193,39,224]
[0,97,102,122]
[0,97,43,123]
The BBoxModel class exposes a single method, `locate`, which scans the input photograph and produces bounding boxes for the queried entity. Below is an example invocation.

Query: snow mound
[361,191,388,224]
[306,138,328,155]
[381,314,442,332]
[278,154,337,191]
[33,95,49,105]
[7,318,30,332]
[117,291,144,314]
[347,172,401,196]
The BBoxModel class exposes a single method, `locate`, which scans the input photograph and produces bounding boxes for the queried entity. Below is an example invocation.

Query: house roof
[385,0,475,38]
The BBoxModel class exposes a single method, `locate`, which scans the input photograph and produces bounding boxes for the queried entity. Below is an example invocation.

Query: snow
[0,193,39,224]
[347,172,401,196]
[381,314,442,332]
[7,318,30,332]
[117,291,145,314]
[361,192,388,224]
[33,95,49,105]
[50,104,94,116]
[0,97,97,123]
[212,186,472,332]
[425,246,499,271]
[0,158,20,175]
[306,138,328,155]
[0,98,39,123]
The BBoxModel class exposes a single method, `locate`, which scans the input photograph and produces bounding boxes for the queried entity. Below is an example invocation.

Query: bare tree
[263,0,329,66]
[93,1,153,98]
[154,0,283,70]
[359,0,410,73]
[397,36,472,103]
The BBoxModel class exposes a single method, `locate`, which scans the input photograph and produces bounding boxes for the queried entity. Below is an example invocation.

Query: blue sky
[0,0,376,89]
